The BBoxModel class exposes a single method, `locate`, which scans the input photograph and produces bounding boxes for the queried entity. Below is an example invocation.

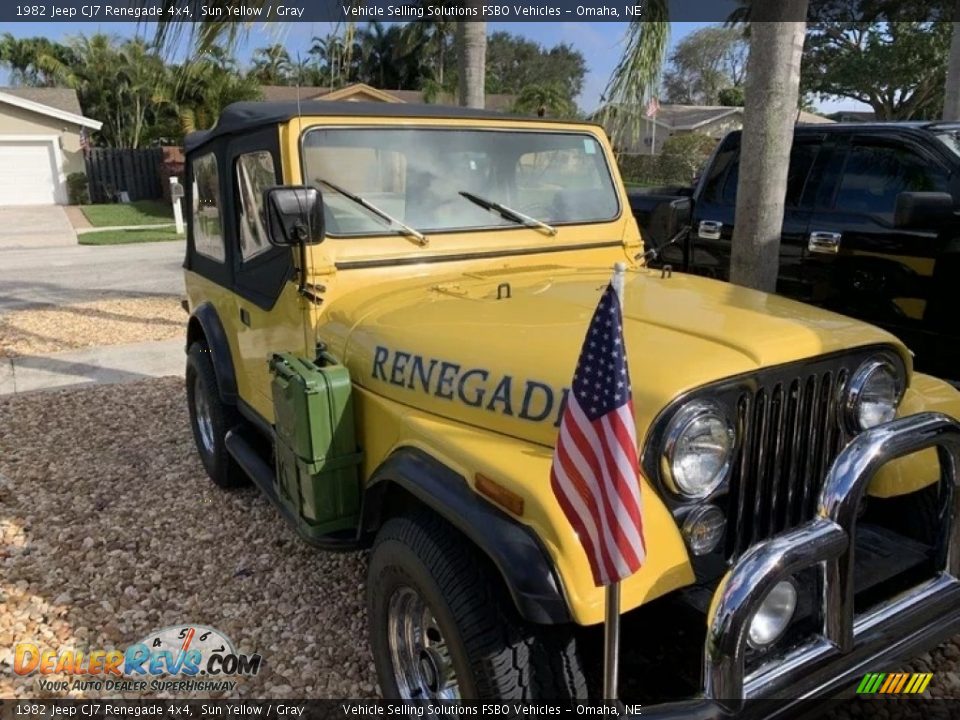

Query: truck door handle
[698,220,723,240]
[808,231,842,254]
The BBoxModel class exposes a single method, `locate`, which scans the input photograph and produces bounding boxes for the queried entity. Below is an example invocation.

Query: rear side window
[236,151,278,261]
[834,143,949,220]
[191,153,224,262]
[702,140,819,208]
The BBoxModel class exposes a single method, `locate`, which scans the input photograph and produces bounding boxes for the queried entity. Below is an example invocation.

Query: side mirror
[263,186,324,246]
[894,191,955,229]
[648,196,692,248]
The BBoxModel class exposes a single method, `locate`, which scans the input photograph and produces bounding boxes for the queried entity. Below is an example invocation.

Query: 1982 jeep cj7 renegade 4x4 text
[182,102,960,713]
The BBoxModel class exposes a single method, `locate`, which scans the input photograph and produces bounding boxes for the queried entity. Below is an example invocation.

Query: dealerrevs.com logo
[13,625,262,693]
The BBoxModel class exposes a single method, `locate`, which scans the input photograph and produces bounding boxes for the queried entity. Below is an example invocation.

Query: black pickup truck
[631,122,960,381]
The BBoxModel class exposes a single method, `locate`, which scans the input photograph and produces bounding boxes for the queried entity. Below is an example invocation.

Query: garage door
[0,139,59,205]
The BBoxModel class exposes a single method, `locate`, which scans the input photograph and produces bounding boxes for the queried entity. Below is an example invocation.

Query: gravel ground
[0,378,375,699]
[1,378,959,705]
[0,297,184,359]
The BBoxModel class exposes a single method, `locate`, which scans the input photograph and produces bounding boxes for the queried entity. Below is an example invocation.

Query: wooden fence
[84,147,164,203]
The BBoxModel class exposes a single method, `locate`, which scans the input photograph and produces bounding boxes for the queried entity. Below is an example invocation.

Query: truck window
[191,153,225,262]
[236,151,278,262]
[702,140,818,208]
[834,143,949,221]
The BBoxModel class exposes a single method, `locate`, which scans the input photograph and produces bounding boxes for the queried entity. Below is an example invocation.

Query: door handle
[239,308,251,327]
[698,220,723,240]
[808,231,842,254]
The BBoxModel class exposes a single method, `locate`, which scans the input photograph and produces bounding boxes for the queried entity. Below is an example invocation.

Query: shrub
[67,172,90,205]
[616,133,719,187]
[658,134,719,185]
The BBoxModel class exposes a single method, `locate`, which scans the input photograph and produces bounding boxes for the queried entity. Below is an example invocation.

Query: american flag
[550,281,646,587]
[644,97,661,118]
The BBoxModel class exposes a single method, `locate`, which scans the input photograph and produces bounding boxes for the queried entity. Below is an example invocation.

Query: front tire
[367,510,588,700]
[186,341,246,489]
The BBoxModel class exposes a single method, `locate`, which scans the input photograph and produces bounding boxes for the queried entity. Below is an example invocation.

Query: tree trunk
[944,3,960,120]
[729,10,808,292]
[457,15,486,108]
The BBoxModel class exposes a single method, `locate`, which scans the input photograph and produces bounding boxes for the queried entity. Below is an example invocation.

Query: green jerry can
[269,352,362,537]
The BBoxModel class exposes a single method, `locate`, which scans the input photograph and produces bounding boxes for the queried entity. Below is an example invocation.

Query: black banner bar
[1,0,958,24]
[4,699,960,720]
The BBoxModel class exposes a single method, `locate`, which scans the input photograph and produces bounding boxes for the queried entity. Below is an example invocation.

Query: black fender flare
[186,303,238,405]
[360,447,572,625]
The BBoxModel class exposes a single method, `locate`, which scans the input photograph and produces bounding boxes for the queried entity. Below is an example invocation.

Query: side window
[834,143,949,220]
[701,145,736,204]
[236,151,278,262]
[703,141,818,208]
[191,153,224,262]
[785,141,819,207]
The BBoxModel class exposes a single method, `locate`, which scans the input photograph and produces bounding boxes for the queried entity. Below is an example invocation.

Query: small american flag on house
[79,128,90,151]
[550,278,646,587]
[644,97,661,119]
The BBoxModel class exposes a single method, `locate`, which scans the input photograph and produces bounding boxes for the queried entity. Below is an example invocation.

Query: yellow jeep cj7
[182,102,960,712]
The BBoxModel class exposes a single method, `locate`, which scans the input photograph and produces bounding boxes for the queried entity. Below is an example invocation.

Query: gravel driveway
[0,296,184,359]
[1,378,959,703]
[0,378,375,699]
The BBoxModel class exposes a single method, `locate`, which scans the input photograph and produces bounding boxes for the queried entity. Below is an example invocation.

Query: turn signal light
[475,473,525,516]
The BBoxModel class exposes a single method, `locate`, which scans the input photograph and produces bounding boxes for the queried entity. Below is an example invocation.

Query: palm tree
[603,2,809,291]
[512,83,575,118]
[457,10,486,108]
[357,22,392,88]
[0,34,74,86]
[405,14,455,86]
[944,0,960,120]
[40,33,167,148]
[156,57,262,136]
[308,33,339,87]
[598,7,670,151]
[250,44,293,85]
[728,3,809,291]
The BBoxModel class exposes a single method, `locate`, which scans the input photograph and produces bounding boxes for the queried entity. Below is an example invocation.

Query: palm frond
[599,3,669,150]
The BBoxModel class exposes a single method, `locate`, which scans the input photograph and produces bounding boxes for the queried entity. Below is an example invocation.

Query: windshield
[301,127,620,236]
[934,130,960,159]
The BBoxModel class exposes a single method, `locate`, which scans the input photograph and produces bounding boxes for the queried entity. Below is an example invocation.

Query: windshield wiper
[318,179,428,246]
[458,191,558,236]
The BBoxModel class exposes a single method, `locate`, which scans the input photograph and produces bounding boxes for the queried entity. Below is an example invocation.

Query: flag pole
[604,261,628,701]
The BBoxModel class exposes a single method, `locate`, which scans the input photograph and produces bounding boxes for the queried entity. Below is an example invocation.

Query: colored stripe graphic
[856,672,933,694]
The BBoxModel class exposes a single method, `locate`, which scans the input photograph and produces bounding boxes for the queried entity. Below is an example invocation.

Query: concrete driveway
[0,241,185,314]
[0,205,77,248]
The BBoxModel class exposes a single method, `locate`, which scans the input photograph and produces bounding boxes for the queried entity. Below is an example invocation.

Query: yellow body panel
[185,113,960,626]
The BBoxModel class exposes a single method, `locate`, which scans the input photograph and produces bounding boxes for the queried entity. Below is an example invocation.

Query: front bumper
[637,412,960,719]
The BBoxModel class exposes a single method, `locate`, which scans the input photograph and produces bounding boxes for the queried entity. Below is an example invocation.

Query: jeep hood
[324,266,904,448]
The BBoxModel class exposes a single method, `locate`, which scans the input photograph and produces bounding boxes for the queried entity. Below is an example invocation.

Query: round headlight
[663,402,735,499]
[748,579,798,650]
[845,358,903,432]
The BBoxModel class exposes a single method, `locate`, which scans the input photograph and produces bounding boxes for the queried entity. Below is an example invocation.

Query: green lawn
[78,227,184,246]
[79,200,174,227]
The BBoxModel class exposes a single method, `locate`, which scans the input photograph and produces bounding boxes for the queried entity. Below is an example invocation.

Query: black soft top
[184,100,597,153]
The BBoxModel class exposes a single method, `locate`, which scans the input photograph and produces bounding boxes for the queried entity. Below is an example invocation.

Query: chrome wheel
[387,586,461,699]
[193,374,215,455]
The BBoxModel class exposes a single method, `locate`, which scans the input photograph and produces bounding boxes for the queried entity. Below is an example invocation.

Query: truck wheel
[186,341,246,489]
[367,511,589,700]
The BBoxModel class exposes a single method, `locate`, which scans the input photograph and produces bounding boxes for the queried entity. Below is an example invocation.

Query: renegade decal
[372,345,569,426]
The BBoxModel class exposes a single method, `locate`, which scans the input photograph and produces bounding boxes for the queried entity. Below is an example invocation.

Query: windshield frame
[298,124,623,239]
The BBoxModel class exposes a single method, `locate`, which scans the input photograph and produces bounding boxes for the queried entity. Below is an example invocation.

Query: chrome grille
[727,369,849,558]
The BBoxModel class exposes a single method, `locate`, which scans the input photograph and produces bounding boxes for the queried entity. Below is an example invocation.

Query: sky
[0,20,867,114]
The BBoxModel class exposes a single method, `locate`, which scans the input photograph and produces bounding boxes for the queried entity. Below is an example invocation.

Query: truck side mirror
[894,191,955,229]
[648,196,692,248]
[264,186,325,246]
